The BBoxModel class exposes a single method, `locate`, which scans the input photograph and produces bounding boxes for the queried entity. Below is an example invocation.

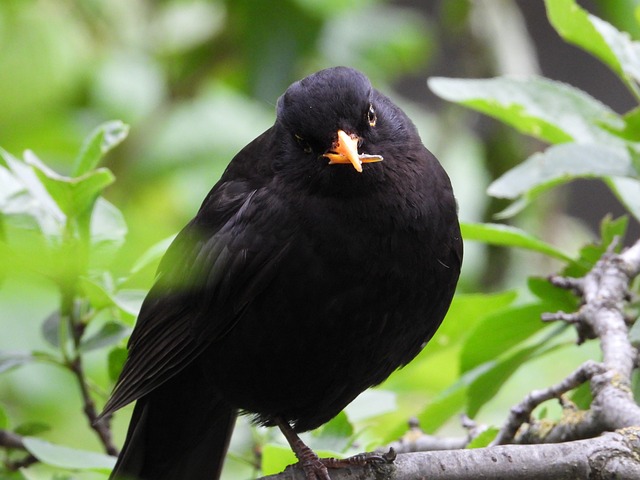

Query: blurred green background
[1,0,639,478]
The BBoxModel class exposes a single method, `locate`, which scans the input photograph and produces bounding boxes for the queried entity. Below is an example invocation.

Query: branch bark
[260,429,640,480]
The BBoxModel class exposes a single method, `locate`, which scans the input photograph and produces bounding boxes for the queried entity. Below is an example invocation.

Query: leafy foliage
[431,0,640,220]
[418,0,639,435]
[0,123,155,477]
[420,0,639,442]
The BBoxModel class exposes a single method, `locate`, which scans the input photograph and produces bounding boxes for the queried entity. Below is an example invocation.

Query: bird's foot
[298,451,331,480]
[319,448,397,469]
[277,418,396,479]
[296,449,396,480]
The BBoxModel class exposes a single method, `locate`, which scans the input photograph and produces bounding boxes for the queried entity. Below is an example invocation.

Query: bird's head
[276,67,410,175]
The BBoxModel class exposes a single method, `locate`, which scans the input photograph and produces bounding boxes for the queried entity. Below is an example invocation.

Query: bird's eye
[367,104,377,127]
[294,134,313,154]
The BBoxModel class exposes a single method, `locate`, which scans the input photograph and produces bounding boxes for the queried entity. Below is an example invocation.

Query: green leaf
[606,177,640,222]
[488,143,636,201]
[569,381,593,410]
[630,316,640,349]
[611,107,640,142]
[108,346,128,382]
[73,121,129,177]
[311,411,354,452]
[545,0,640,91]
[80,278,144,321]
[25,150,115,219]
[0,469,26,480]
[630,147,640,175]
[467,341,562,417]
[492,181,566,220]
[0,148,65,230]
[428,76,623,144]
[545,0,623,76]
[14,422,50,437]
[466,426,499,449]
[40,310,65,348]
[563,215,629,277]
[113,290,146,319]
[599,215,628,248]
[261,443,297,476]
[0,404,8,430]
[0,351,34,374]
[461,222,572,261]
[537,407,549,420]
[317,411,353,439]
[460,303,553,374]
[22,437,116,471]
[90,198,127,264]
[633,370,640,404]
[79,322,131,353]
[129,234,176,275]
[425,290,518,354]
[344,389,396,422]
[261,444,342,476]
[527,277,578,312]
[80,277,117,311]
[16,470,38,480]
[417,363,493,433]
[467,350,533,418]
[0,164,23,209]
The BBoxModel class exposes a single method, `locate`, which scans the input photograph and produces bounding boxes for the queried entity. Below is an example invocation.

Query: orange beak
[323,130,383,173]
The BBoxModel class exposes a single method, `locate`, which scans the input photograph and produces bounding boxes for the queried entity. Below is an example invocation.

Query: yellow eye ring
[367,104,377,127]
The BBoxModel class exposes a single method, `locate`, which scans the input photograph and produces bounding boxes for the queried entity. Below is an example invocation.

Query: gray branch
[492,360,607,445]
[498,238,640,444]
[260,429,640,479]
[380,415,483,454]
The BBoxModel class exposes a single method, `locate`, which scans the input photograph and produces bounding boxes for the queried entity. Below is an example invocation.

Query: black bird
[101,66,462,480]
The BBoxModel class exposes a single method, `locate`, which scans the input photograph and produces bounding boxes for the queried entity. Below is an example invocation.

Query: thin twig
[379,415,487,455]
[492,360,606,445]
[68,357,119,456]
[0,429,26,450]
[0,429,38,471]
[548,276,584,296]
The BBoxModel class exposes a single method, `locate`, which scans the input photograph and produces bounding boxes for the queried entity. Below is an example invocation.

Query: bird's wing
[101,175,292,417]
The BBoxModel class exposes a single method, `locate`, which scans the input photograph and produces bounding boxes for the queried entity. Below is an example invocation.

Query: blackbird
[101,66,462,480]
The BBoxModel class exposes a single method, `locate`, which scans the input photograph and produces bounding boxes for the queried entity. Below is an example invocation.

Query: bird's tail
[109,364,237,480]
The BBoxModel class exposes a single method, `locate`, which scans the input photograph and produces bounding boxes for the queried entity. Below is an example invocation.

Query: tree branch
[492,360,606,445]
[68,357,119,456]
[0,429,38,470]
[380,416,481,454]
[259,429,640,480]
[505,238,640,443]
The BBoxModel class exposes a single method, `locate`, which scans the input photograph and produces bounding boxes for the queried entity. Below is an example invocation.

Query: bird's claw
[294,449,397,479]
[300,456,331,480]
[319,448,397,469]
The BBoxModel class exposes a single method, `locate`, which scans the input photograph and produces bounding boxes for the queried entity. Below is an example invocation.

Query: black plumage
[102,66,462,480]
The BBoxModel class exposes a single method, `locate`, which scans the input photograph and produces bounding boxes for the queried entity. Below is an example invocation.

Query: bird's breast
[201,180,460,429]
